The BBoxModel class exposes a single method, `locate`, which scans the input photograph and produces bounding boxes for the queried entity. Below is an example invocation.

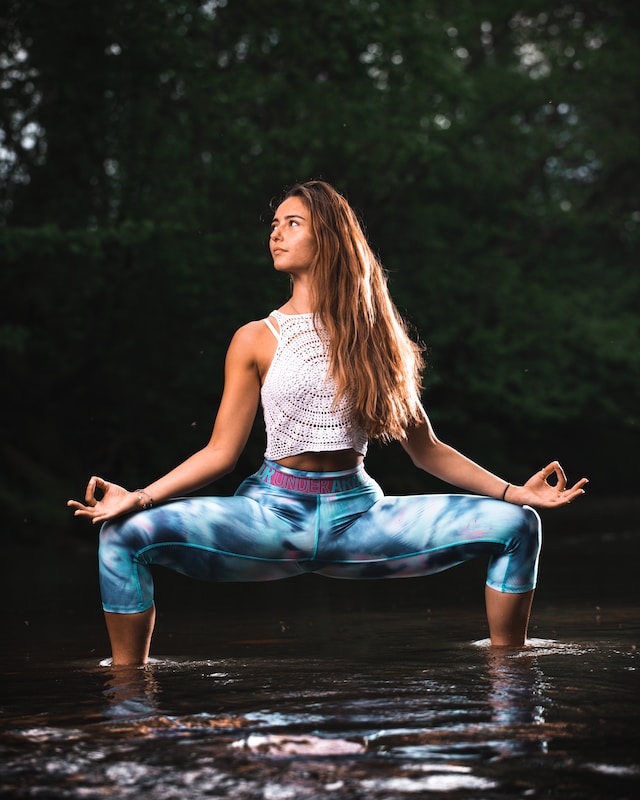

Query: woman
[68,180,587,665]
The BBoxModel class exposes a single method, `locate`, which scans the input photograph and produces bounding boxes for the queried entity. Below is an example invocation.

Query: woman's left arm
[401,417,587,509]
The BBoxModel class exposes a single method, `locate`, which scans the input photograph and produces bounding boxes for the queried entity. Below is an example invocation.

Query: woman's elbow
[402,425,440,469]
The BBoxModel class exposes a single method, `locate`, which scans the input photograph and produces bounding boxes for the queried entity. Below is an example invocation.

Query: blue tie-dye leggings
[99,461,541,614]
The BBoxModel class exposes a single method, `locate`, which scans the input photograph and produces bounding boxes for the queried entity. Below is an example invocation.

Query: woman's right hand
[67,476,142,524]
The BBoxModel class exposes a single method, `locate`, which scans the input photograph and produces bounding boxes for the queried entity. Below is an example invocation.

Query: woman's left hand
[507,461,588,508]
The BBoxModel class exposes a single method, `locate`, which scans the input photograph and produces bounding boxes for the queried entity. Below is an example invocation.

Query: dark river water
[1,504,638,799]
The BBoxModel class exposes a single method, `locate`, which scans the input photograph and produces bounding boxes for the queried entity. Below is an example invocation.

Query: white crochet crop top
[260,310,368,460]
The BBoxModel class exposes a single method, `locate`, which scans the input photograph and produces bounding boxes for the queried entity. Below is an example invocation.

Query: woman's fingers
[565,477,589,499]
[545,470,588,504]
[87,475,112,503]
[69,476,108,516]
[84,476,98,505]
[552,461,567,491]
[528,462,588,506]
[540,460,566,489]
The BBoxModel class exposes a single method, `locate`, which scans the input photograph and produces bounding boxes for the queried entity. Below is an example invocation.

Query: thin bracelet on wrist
[501,483,511,501]
[136,489,154,510]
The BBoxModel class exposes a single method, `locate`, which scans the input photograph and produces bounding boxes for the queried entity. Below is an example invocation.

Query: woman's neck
[285,297,312,315]
[285,282,314,315]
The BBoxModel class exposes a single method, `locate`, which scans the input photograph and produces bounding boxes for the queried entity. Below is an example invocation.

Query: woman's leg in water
[485,586,535,646]
[105,607,156,666]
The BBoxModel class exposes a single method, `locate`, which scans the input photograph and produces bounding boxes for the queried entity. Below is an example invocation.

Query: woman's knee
[98,515,147,566]
[511,504,542,583]
[519,504,542,552]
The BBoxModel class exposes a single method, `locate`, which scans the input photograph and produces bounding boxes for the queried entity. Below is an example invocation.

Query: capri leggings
[99,460,542,614]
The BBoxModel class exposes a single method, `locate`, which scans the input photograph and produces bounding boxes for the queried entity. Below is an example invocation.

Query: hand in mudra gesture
[67,476,143,524]
[511,461,588,508]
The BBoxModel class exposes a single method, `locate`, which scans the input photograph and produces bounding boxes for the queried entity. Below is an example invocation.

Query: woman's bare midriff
[275,449,364,473]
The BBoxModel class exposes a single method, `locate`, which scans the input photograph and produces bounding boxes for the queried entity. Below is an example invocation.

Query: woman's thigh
[314,493,541,592]
[98,493,318,612]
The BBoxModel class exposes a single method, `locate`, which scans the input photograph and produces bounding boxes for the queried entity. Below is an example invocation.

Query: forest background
[1,0,638,540]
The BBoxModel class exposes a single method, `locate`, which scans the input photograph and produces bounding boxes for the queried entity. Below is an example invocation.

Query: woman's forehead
[273,195,308,220]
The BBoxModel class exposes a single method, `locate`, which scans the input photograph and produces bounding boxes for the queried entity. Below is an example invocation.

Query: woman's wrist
[500,483,525,505]
[135,489,154,510]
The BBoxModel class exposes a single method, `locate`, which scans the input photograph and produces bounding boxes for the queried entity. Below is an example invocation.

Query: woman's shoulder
[232,314,277,342]
[228,320,263,349]
[227,317,279,374]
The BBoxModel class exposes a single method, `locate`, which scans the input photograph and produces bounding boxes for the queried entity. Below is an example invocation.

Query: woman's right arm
[67,322,266,524]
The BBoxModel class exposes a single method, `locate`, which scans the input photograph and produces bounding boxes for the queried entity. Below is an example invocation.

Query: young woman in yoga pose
[68,180,587,665]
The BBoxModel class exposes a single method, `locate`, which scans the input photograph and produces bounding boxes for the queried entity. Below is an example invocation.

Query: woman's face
[269,196,317,274]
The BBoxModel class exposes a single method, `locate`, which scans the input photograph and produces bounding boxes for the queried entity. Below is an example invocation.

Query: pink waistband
[255,461,368,494]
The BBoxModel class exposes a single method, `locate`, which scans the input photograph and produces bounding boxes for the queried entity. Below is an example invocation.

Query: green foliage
[1,0,638,526]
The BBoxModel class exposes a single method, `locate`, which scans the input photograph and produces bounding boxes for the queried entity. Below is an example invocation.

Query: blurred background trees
[1,0,638,531]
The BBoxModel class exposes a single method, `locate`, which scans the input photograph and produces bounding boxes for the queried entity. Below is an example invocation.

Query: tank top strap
[262,314,280,341]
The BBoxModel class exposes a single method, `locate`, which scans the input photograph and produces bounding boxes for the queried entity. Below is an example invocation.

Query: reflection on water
[1,619,638,799]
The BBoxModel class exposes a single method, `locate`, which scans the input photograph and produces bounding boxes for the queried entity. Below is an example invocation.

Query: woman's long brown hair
[282,180,426,441]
